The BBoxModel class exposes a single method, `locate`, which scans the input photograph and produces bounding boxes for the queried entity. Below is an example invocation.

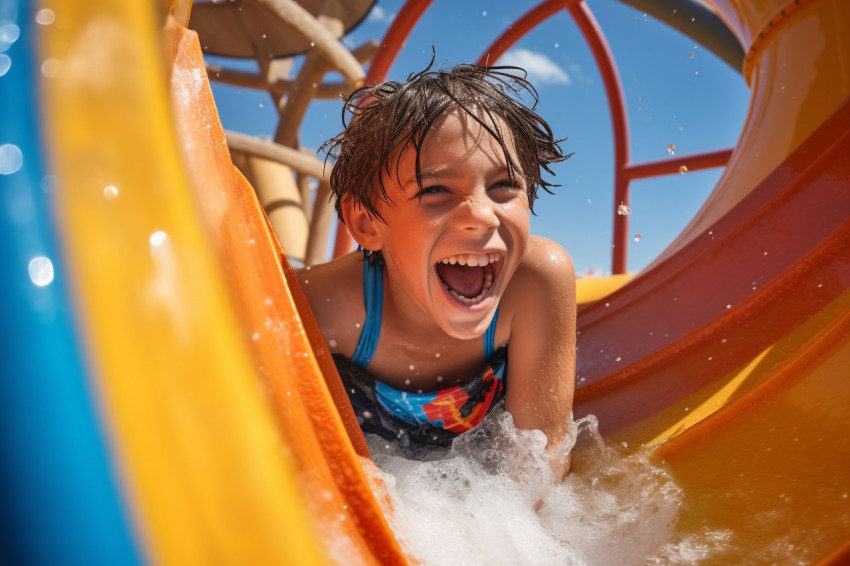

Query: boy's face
[370,108,531,340]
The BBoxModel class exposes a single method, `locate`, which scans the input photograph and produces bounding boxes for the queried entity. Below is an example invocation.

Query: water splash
[366,411,724,565]
[617,203,631,216]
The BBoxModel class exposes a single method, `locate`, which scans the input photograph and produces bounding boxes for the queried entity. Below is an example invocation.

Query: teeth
[438,253,501,266]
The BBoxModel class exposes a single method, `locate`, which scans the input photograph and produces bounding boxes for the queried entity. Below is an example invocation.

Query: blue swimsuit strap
[351,256,383,367]
[351,257,500,368]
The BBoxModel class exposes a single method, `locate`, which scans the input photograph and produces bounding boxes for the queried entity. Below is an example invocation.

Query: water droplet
[617,203,631,216]
[328,339,338,348]
[0,144,23,175]
[261,33,267,39]
[35,8,55,25]
[634,234,641,242]
[259,102,264,108]
[408,364,415,371]
[689,51,694,59]
[28,256,54,287]
[41,174,57,193]
[482,11,487,16]
[41,58,60,78]
[252,332,260,341]
[404,379,411,385]
[0,54,11,77]
[436,375,444,382]
[0,23,20,49]
[310,41,315,47]
[434,352,440,358]
[149,230,168,247]
[667,144,676,155]
[679,165,688,174]
[103,185,119,199]
[726,304,732,309]
[554,42,560,48]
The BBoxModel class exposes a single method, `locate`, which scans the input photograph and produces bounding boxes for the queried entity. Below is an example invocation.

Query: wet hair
[321,58,569,222]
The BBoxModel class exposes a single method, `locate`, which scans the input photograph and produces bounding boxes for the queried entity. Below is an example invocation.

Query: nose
[455,194,499,233]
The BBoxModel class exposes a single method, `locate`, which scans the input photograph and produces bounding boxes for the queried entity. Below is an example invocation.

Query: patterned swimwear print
[334,347,507,456]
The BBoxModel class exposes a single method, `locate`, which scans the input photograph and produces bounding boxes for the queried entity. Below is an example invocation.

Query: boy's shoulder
[502,236,575,315]
[517,236,575,285]
[295,252,365,351]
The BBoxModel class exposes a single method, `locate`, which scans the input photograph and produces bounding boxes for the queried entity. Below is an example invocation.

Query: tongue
[436,263,485,299]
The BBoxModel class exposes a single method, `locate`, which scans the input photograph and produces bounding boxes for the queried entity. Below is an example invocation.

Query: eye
[415,185,450,198]
[488,179,525,200]
[489,179,519,191]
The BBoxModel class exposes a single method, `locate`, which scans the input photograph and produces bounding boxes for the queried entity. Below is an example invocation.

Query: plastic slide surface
[0,0,848,564]
[572,0,850,562]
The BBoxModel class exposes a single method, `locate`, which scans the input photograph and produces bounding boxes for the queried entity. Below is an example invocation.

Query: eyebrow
[403,164,515,187]
[402,167,449,187]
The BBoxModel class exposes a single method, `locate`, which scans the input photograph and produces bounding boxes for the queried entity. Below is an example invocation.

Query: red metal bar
[475,1,631,273]
[476,0,568,66]
[332,0,436,258]
[565,2,631,274]
[625,148,733,180]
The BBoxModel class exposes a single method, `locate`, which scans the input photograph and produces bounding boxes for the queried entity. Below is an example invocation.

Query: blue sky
[209,0,750,276]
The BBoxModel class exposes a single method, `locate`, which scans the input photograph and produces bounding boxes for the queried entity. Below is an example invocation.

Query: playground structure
[2,0,849,564]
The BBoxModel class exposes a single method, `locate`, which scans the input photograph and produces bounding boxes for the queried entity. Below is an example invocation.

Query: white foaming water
[366,411,725,566]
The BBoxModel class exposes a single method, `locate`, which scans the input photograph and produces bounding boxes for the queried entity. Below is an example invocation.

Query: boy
[298,62,575,476]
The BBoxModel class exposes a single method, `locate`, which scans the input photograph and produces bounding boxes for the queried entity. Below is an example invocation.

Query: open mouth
[435,253,502,304]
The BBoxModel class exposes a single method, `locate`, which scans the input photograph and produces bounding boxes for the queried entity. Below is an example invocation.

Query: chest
[364,331,493,392]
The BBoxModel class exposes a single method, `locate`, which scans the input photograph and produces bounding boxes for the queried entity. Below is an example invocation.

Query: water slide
[1,0,848,564]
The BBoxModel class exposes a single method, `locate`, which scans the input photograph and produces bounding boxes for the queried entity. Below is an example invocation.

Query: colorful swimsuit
[333,254,507,456]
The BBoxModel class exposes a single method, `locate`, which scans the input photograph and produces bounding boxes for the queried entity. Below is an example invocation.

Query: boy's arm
[505,236,577,479]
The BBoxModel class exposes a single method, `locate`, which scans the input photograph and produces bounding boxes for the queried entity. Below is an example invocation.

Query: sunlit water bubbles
[634,234,642,242]
[366,411,722,565]
[149,230,168,247]
[667,143,676,156]
[41,58,61,78]
[149,230,169,256]
[0,54,10,77]
[679,165,689,174]
[617,202,631,216]
[0,22,20,52]
[0,144,23,175]
[28,256,55,287]
[103,184,119,199]
[35,8,56,26]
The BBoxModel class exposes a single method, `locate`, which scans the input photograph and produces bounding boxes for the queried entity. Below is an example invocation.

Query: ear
[340,199,384,251]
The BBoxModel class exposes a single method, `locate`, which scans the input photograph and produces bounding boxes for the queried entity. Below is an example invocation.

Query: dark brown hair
[321,60,569,222]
